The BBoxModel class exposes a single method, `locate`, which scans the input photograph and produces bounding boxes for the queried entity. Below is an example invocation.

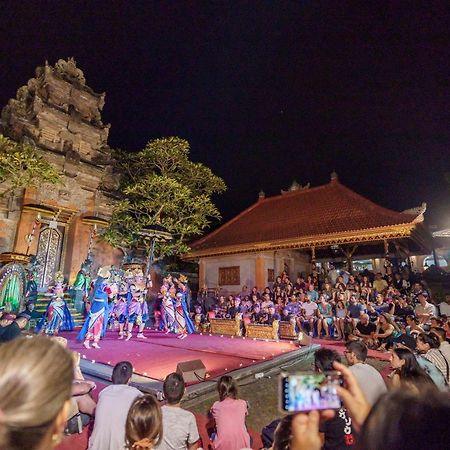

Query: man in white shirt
[439,294,450,317]
[300,298,318,335]
[344,341,387,406]
[89,361,142,450]
[156,372,200,450]
[415,292,436,325]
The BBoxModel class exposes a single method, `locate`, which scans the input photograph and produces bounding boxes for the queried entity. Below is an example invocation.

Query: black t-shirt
[356,321,376,336]
[0,322,21,343]
[319,408,355,450]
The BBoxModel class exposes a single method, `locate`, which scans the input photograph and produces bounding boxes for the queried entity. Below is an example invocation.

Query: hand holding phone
[280,371,343,412]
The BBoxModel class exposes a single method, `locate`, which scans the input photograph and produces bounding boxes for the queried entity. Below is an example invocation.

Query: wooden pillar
[255,255,265,290]
[198,260,206,289]
[13,210,41,255]
[64,216,92,283]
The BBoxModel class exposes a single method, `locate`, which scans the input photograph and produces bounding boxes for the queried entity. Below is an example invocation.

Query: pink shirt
[211,398,250,450]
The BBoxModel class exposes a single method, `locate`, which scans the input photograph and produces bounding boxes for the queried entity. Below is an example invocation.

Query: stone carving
[54,58,86,85]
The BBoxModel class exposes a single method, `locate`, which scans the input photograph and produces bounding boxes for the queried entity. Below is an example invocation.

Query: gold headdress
[97,266,111,279]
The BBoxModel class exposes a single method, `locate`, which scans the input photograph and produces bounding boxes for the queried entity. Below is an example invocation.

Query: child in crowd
[125,394,163,450]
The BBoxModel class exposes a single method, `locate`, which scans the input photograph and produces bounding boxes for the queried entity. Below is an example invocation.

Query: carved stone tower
[0,59,122,286]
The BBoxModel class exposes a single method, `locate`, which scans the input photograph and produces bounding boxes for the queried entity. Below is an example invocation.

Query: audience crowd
[0,264,449,450]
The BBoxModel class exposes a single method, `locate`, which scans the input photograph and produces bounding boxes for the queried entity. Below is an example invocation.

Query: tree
[102,137,226,261]
[0,134,61,196]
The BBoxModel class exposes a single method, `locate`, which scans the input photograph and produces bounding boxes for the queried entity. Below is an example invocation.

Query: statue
[0,263,26,313]
[73,259,92,314]
[25,256,39,303]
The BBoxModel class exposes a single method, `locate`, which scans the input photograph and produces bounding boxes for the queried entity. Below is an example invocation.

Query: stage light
[92,360,95,363]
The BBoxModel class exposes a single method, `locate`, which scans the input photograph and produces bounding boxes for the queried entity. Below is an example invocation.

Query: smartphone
[280,371,343,412]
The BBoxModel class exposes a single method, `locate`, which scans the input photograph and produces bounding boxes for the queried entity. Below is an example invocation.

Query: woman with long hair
[416,332,450,385]
[373,313,401,350]
[210,375,250,450]
[0,336,73,450]
[389,346,436,390]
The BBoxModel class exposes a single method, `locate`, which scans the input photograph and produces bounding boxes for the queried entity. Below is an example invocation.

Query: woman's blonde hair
[125,394,162,449]
[0,336,73,450]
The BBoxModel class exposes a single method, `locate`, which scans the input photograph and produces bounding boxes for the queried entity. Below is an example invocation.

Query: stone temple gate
[0,58,122,286]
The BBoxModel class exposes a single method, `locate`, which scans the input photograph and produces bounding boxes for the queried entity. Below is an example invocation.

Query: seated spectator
[430,316,444,328]
[126,394,163,450]
[156,372,199,450]
[430,327,450,362]
[344,341,387,406]
[348,313,376,345]
[414,292,436,326]
[210,375,250,450]
[405,315,423,336]
[280,307,292,322]
[347,296,365,330]
[0,312,30,343]
[0,336,73,450]
[89,361,142,450]
[316,296,334,338]
[389,346,436,391]
[373,272,388,293]
[416,332,450,385]
[306,284,319,303]
[334,298,347,340]
[314,348,355,449]
[439,293,450,316]
[373,313,401,350]
[299,296,318,334]
[366,303,379,323]
[262,305,280,326]
[392,296,414,322]
[250,303,264,323]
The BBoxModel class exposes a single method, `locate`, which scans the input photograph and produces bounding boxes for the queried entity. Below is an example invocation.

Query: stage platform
[64,330,319,400]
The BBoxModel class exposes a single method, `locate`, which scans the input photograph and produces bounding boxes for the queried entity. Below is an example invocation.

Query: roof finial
[258,189,265,200]
[330,170,338,182]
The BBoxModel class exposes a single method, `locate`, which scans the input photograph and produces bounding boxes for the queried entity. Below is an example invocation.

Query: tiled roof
[190,179,420,255]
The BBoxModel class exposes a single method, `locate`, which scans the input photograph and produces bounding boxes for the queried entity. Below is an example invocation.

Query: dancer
[161,285,177,334]
[77,266,112,349]
[174,276,195,337]
[126,271,149,340]
[36,272,74,335]
[113,280,130,339]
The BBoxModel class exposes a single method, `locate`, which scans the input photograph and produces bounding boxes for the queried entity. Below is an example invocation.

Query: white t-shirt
[301,301,318,318]
[156,405,200,450]
[439,302,450,316]
[89,384,142,450]
[349,363,387,406]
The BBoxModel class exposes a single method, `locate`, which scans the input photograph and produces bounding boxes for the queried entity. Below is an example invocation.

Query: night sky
[1,1,449,229]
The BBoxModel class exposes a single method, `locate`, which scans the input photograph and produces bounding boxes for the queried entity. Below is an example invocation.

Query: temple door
[35,225,64,288]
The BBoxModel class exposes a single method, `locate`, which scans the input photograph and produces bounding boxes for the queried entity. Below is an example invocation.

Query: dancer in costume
[77,266,112,349]
[174,277,195,337]
[73,259,92,314]
[113,280,129,339]
[125,270,149,340]
[161,286,177,334]
[36,272,74,335]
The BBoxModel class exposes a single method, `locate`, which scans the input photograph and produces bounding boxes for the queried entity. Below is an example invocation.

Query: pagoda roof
[188,178,428,258]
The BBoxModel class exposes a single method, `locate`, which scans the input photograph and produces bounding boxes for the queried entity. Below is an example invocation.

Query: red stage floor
[64,330,299,382]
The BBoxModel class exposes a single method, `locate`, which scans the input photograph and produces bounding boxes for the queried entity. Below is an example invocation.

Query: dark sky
[1,1,449,228]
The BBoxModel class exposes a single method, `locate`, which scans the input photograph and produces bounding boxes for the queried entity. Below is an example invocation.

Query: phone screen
[280,371,343,412]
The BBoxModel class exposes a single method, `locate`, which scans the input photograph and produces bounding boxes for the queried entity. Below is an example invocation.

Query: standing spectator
[344,341,387,406]
[126,394,163,450]
[89,361,142,450]
[210,375,250,450]
[156,372,199,450]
